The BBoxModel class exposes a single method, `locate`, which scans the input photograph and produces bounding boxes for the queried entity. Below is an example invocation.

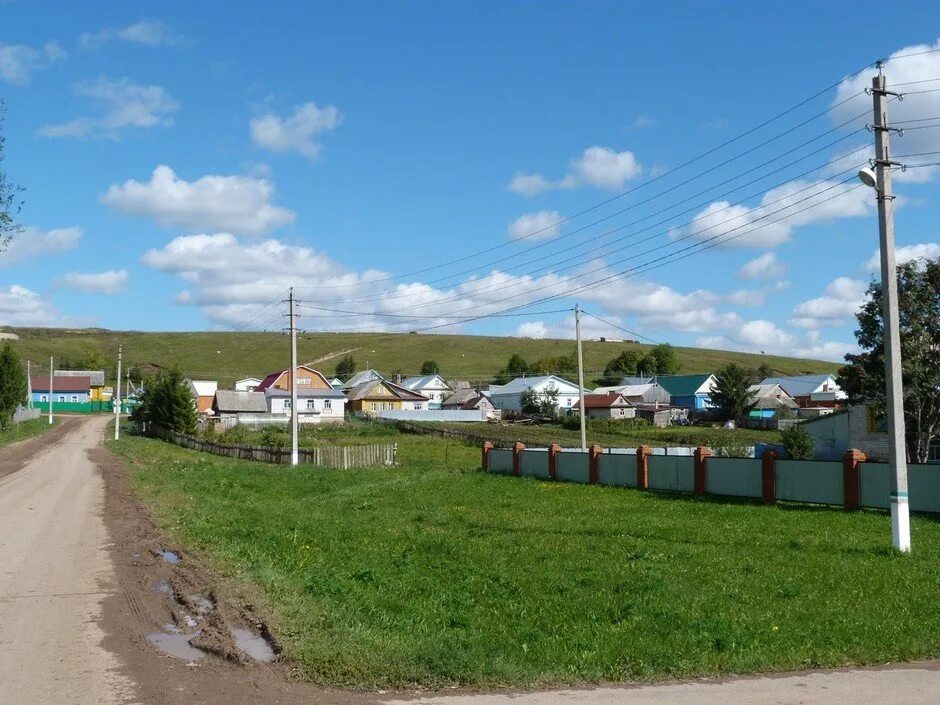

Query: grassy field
[0,418,54,448]
[111,432,940,689]
[3,326,838,388]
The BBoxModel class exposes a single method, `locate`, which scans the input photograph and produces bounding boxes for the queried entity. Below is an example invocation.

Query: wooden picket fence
[145,425,396,469]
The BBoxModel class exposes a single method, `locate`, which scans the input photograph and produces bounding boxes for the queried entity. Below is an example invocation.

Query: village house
[441,387,494,413]
[255,365,347,424]
[30,374,92,410]
[345,377,429,414]
[594,381,672,405]
[748,383,799,419]
[656,374,717,411]
[402,374,452,407]
[233,377,262,392]
[211,390,269,427]
[573,393,636,419]
[55,369,107,404]
[760,374,846,408]
[341,369,384,390]
[188,380,218,414]
[489,375,586,415]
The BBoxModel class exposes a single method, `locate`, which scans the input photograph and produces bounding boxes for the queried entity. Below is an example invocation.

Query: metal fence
[146,426,396,469]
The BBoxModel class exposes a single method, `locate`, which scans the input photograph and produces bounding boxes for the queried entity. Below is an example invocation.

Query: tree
[497,353,529,383]
[131,367,198,433]
[0,102,24,253]
[519,386,560,416]
[519,387,540,414]
[334,354,357,380]
[837,258,940,463]
[0,342,27,429]
[710,363,757,424]
[780,423,815,460]
[640,343,680,375]
[420,360,439,375]
[754,362,774,382]
[530,352,577,378]
[603,349,644,384]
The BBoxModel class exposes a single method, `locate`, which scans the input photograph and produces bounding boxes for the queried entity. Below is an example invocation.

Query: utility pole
[575,303,587,451]
[114,346,122,440]
[870,71,910,552]
[289,288,299,466]
[48,356,53,424]
[26,360,32,409]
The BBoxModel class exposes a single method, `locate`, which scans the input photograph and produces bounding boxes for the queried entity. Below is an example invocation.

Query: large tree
[710,363,757,425]
[0,342,27,428]
[603,349,644,384]
[420,360,439,375]
[838,257,940,463]
[131,367,198,433]
[334,354,357,380]
[0,102,23,253]
[640,343,681,375]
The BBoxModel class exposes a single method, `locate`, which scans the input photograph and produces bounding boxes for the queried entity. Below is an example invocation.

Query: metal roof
[656,374,716,397]
[213,390,268,413]
[342,369,384,390]
[760,375,839,397]
[574,393,632,409]
[189,380,218,397]
[403,375,449,390]
[490,375,585,396]
[55,369,105,386]
[31,375,91,392]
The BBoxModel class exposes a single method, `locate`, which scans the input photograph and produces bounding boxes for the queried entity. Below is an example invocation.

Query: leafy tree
[0,102,24,253]
[530,352,577,378]
[334,354,357,380]
[837,258,940,463]
[519,386,560,416]
[780,423,815,460]
[0,342,27,429]
[131,367,198,433]
[519,387,540,414]
[754,362,773,382]
[640,343,680,375]
[420,360,439,375]
[710,363,757,424]
[603,349,644,384]
[497,353,530,383]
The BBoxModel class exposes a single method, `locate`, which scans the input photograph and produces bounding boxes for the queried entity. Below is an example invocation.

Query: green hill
[2,326,839,387]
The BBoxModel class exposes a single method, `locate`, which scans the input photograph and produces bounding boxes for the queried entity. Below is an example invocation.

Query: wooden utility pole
[289,288,299,466]
[575,303,587,451]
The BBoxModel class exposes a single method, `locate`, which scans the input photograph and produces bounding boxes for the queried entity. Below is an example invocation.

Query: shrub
[131,367,198,434]
[780,423,815,460]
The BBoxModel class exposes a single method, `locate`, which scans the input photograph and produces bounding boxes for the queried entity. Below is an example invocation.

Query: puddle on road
[154,549,181,564]
[232,628,276,662]
[152,579,172,595]
[148,630,205,661]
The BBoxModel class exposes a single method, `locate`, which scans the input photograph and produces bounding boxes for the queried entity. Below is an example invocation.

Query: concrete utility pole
[870,72,910,552]
[48,357,53,424]
[114,346,122,440]
[289,287,299,466]
[26,360,32,409]
[575,303,587,451]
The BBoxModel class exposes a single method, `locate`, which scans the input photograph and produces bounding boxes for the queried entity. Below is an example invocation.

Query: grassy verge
[0,417,54,448]
[111,431,940,689]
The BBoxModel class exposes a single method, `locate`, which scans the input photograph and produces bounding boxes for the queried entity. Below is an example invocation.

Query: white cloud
[102,165,295,236]
[0,226,83,266]
[507,146,641,195]
[0,42,66,84]
[0,285,71,327]
[738,252,788,280]
[515,321,550,339]
[59,270,129,294]
[626,115,655,129]
[789,276,868,329]
[507,211,563,240]
[79,19,180,48]
[38,77,179,139]
[697,321,856,362]
[250,102,342,160]
[863,242,940,271]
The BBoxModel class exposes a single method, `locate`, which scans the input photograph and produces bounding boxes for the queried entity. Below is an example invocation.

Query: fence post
[693,446,712,495]
[842,449,865,510]
[761,450,778,505]
[589,444,602,484]
[548,443,561,480]
[512,442,525,476]
[637,446,651,489]
[482,441,493,472]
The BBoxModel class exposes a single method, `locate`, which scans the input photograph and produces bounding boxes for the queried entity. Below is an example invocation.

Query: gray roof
[403,375,450,390]
[213,390,268,413]
[342,369,384,390]
[55,369,105,386]
[264,387,346,399]
[491,375,585,396]
[442,388,481,407]
[761,374,838,397]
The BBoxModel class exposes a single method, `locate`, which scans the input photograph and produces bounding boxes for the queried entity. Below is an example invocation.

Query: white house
[760,374,846,408]
[402,375,451,407]
[489,375,587,414]
[234,377,262,392]
[263,387,347,424]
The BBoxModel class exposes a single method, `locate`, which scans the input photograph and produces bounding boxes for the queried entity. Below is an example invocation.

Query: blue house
[30,374,93,410]
[656,374,717,410]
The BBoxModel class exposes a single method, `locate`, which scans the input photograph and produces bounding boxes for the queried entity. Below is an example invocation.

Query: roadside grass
[0,418,54,448]
[110,433,940,689]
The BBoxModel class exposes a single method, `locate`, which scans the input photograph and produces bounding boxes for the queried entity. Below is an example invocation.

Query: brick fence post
[589,444,603,484]
[637,445,652,489]
[482,441,493,472]
[693,446,712,495]
[761,450,778,505]
[548,443,561,480]
[512,442,525,476]
[843,449,866,510]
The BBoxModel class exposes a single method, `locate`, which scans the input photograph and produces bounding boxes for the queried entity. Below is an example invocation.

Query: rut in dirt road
[0,415,139,705]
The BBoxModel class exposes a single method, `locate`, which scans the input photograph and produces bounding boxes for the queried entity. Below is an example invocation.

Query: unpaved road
[2,416,940,705]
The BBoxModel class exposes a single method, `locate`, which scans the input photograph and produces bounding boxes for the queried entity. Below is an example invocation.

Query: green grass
[4,326,837,388]
[111,432,940,689]
[0,417,54,447]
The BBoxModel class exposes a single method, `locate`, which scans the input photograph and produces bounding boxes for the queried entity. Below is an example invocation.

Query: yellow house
[345,378,429,415]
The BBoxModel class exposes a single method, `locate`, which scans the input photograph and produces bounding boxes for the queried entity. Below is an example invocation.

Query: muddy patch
[148,630,206,661]
[232,627,277,663]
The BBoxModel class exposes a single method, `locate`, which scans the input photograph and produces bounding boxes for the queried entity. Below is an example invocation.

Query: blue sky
[1,1,939,361]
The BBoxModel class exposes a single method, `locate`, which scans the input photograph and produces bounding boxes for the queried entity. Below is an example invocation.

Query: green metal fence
[648,455,695,492]
[706,457,762,498]
[520,449,550,479]
[598,453,635,487]
[556,451,590,484]
[489,448,514,474]
[776,459,844,506]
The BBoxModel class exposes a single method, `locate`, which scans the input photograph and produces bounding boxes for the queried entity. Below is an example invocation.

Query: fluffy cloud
[79,19,180,48]
[0,42,66,84]
[507,146,641,195]
[863,242,940,272]
[515,321,550,339]
[697,321,855,361]
[738,252,788,280]
[0,285,71,327]
[789,276,868,329]
[0,226,83,266]
[507,211,563,240]
[250,102,342,160]
[38,77,179,139]
[59,270,129,294]
[102,166,295,235]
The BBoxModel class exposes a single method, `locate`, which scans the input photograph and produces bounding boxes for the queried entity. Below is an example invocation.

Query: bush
[131,367,198,434]
[780,423,815,460]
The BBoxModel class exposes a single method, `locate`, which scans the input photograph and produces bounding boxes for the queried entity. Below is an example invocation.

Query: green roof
[656,374,714,396]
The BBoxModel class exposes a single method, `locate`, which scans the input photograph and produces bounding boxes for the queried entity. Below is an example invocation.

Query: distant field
[3,326,838,387]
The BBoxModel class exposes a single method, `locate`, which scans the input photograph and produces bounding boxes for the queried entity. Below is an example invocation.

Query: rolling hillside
[1,326,840,387]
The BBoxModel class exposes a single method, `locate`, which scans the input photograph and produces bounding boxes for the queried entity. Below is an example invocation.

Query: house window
[58,395,65,403]
[71,395,78,402]
[40,395,48,402]
[306,399,316,410]
[371,402,377,411]
[284,399,291,410]
[324,399,332,410]
[298,378,311,385]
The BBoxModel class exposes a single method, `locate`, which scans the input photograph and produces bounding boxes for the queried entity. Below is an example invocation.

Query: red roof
[31,375,91,392]
[254,370,284,392]
[574,392,631,409]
